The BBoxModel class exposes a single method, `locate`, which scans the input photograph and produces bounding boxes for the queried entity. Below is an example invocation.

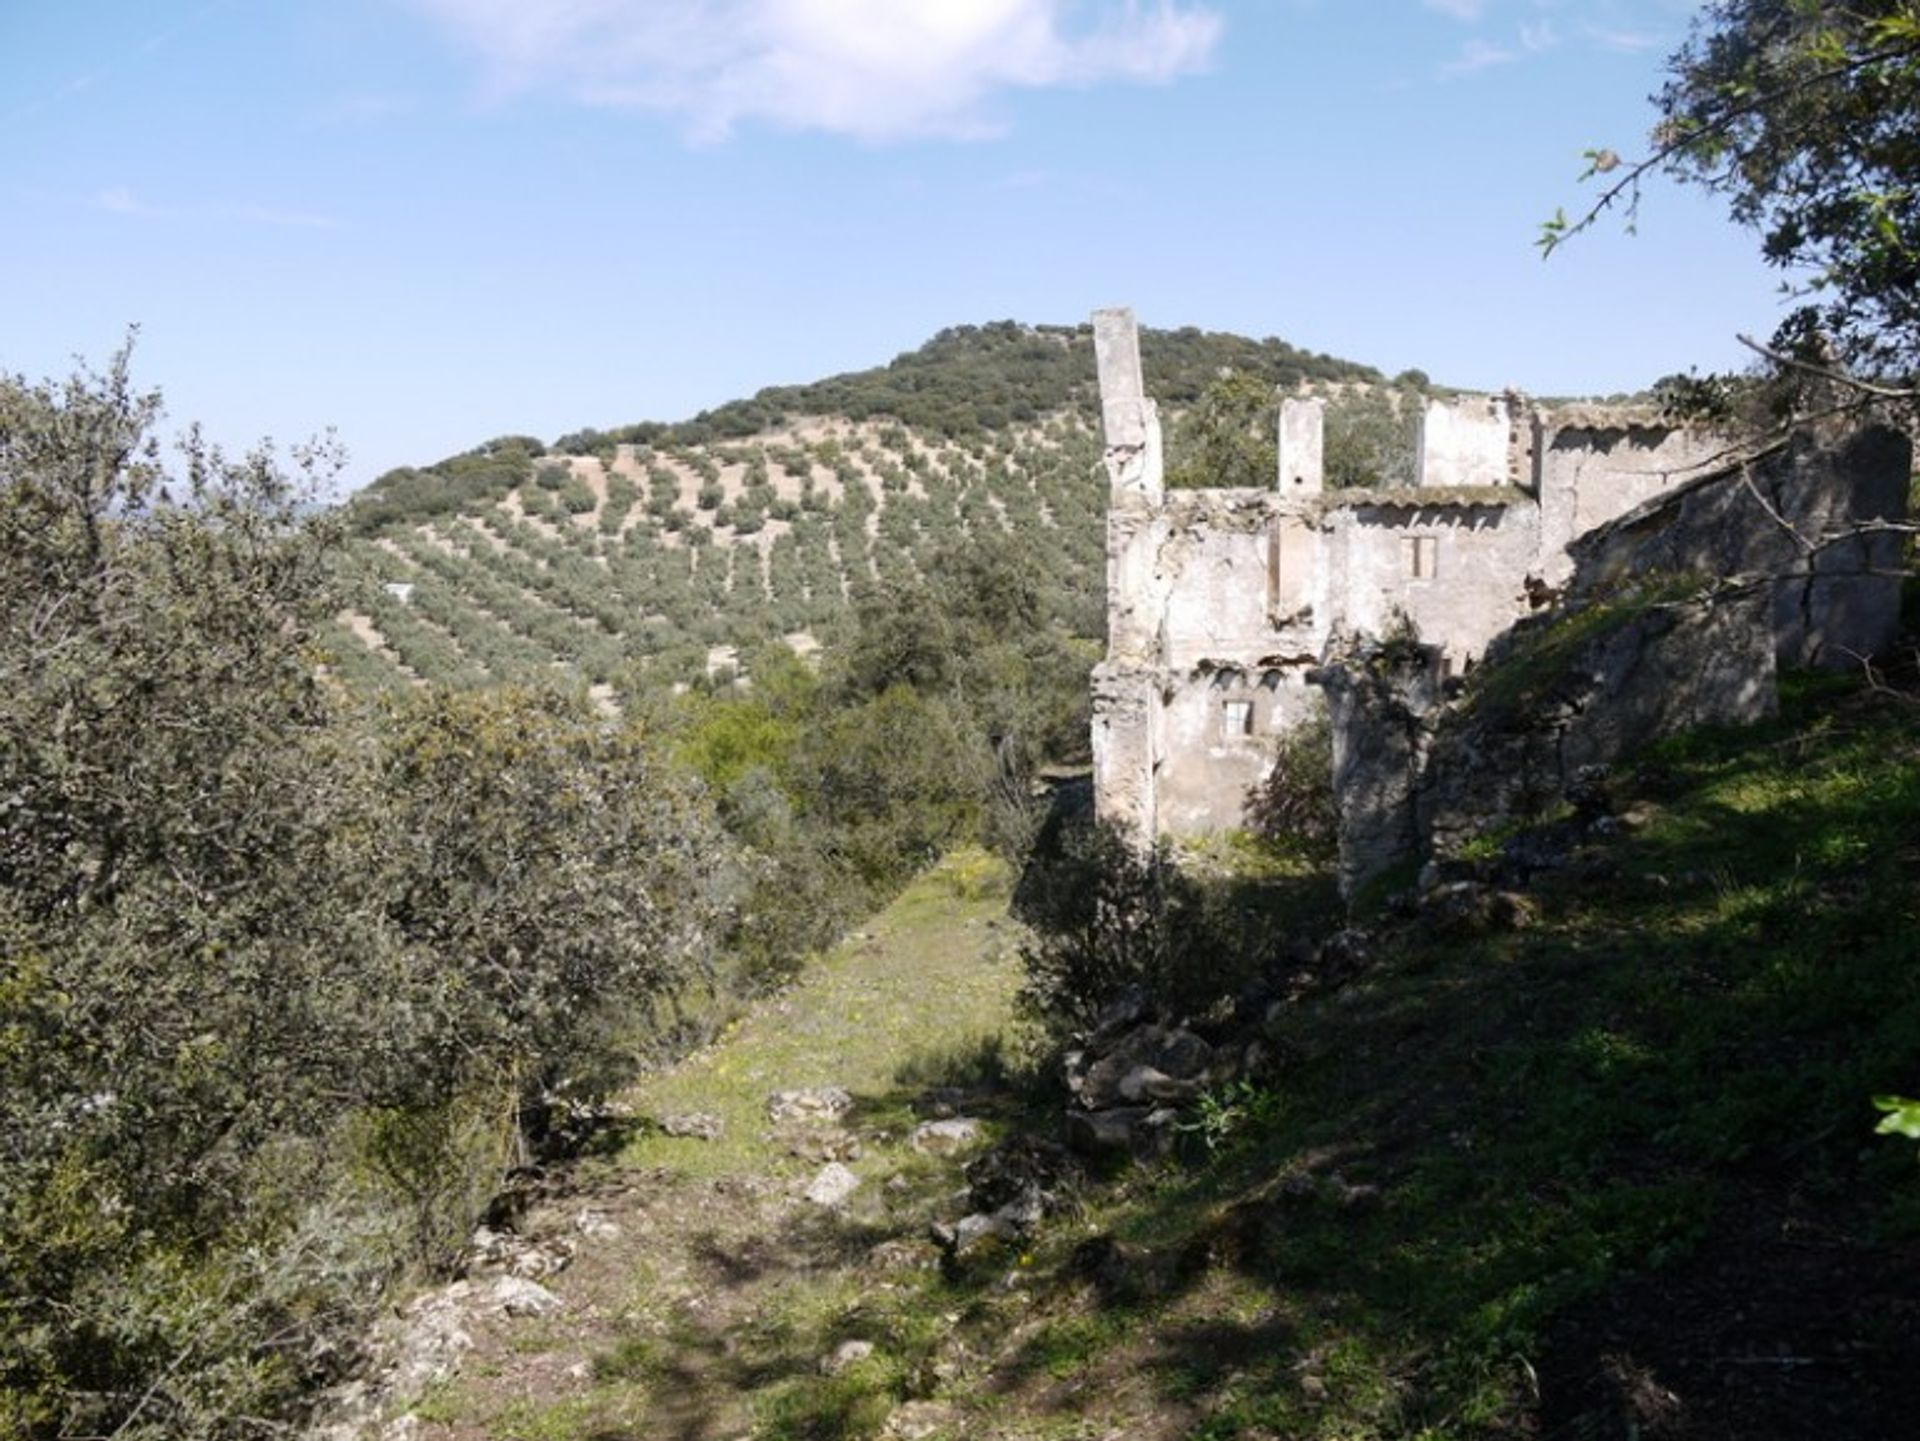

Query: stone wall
[1566,422,1912,669]
[1309,417,1910,897]
[1532,410,1725,586]
[1321,497,1538,667]
[1088,307,1739,845]
[1312,584,1780,899]
[1310,643,1446,897]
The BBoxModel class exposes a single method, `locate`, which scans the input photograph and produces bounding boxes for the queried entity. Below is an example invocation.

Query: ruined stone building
[1088,306,1903,843]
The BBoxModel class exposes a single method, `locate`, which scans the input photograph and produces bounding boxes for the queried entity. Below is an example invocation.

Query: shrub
[1244,714,1338,859]
[1015,817,1339,1042]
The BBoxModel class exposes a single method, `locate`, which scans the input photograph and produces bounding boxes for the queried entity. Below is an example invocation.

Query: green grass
[741,671,1915,1441]
[962,671,1919,1437]
[397,678,1920,1439]
[623,845,1028,1182]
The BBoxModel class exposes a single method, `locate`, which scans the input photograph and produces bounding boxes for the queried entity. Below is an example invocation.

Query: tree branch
[1734,332,1920,399]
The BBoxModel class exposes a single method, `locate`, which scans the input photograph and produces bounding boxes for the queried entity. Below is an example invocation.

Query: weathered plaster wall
[1278,397,1325,497]
[1322,500,1539,667]
[1159,492,1305,669]
[1533,413,1724,586]
[1416,395,1511,489]
[1085,308,1810,847]
[1153,669,1324,836]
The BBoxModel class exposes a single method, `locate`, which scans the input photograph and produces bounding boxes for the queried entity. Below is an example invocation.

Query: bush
[0,351,742,1439]
[1244,714,1338,859]
[1015,817,1339,1043]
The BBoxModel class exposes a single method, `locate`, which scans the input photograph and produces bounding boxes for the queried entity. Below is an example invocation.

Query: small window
[1222,700,1254,739]
[1404,535,1439,580]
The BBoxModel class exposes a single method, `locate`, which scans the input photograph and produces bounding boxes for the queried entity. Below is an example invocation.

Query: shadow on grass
[965,682,1920,1439]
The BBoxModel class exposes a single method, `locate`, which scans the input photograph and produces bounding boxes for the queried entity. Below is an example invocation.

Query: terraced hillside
[325,320,1413,697]
[328,412,1105,697]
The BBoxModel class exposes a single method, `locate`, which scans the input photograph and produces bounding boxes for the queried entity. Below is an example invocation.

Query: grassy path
[403,850,1026,1441]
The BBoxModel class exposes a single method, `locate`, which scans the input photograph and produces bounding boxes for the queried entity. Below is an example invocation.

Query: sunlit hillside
[322,319,1410,698]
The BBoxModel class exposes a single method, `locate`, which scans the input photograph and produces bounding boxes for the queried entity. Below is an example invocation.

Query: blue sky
[3,1,1784,493]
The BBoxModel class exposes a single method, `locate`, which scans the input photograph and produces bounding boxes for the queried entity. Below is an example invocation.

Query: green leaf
[1871,1094,1920,1139]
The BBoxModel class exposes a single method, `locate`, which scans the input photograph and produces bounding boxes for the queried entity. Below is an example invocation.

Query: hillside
[337,673,1920,1441]
[322,321,1415,698]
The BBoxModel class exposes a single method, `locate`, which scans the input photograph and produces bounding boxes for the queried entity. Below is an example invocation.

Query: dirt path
[394,853,1025,1441]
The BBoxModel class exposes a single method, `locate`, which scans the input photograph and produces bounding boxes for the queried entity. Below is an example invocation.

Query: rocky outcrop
[1421,583,1778,861]
[1310,638,1446,900]
[1313,583,1779,898]
[1308,419,1911,898]
[1567,423,1911,670]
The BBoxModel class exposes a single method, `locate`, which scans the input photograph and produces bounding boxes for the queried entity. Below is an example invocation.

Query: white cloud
[95,187,340,230]
[1422,0,1489,20]
[407,0,1224,141]
[97,185,149,216]
[1582,23,1661,52]
[1438,37,1518,77]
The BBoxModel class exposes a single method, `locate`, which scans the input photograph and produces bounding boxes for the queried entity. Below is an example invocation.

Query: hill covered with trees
[330,319,1432,699]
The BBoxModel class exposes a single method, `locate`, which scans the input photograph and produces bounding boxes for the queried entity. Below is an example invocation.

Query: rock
[963,1135,1075,1213]
[660,1111,724,1140]
[1136,1107,1181,1159]
[1070,1025,1215,1110]
[489,1275,565,1318]
[1086,987,1154,1046]
[821,1339,875,1374]
[784,1127,863,1164]
[459,1226,574,1281]
[1420,880,1536,936]
[916,1085,975,1118]
[804,1162,861,1208]
[910,1117,984,1155]
[572,1209,621,1241]
[882,1401,959,1440]
[1064,1105,1154,1155]
[769,1086,854,1124]
[1116,1065,1202,1105]
[1279,1170,1382,1210]
[1315,927,1374,973]
[1064,1103,1181,1161]
[1566,763,1613,819]
[390,1285,477,1390]
[931,1210,1014,1258]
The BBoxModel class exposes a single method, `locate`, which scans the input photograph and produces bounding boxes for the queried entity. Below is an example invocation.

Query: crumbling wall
[1090,665,1161,838]
[1312,586,1780,898]
[1147,491,1329,835]
[1159,492,1298,668]
[1310,417,1908,897]
[1533,411,1725,586]
[1567,423,1912,669]
[1153,668,1324,836]
[1416,395,1511,489]
[1310,643,1446,897]
[1322,498,1539,667]
[1085,306,1825,851]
